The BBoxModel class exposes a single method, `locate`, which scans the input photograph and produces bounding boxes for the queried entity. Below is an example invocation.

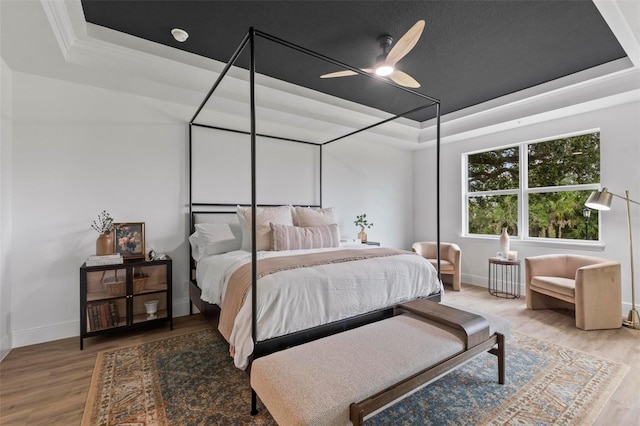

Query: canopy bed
[187,27,443,415]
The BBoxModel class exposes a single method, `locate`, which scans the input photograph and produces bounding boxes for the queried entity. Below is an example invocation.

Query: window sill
[461,235,605,252]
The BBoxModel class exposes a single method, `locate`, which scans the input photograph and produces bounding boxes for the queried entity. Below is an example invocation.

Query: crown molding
[40,0,222,91]
[39,0,639,151]
[594,0,640,67]
[39,0,422,147]
[40,0,78,56]
[417,60,639,148]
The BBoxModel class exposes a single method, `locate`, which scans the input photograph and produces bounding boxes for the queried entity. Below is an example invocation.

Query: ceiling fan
[320,20,425,88]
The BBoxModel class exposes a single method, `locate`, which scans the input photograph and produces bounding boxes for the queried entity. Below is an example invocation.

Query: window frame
[463,129,602,245]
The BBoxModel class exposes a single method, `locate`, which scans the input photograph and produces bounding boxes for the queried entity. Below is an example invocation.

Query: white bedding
[196,245,442,369]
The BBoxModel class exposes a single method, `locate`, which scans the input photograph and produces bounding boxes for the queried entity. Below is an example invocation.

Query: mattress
[196,245,442,369]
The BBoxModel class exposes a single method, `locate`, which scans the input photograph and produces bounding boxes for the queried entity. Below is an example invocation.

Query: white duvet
[196,245,442,369]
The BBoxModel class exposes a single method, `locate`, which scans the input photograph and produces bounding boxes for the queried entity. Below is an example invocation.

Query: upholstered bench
[250,300,509,425]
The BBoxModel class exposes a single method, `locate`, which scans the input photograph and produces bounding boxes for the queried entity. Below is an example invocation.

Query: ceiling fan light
[375,65,394,76]
[171,28,189,42]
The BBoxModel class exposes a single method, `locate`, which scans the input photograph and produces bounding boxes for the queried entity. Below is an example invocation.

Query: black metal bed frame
[188,27,441,415]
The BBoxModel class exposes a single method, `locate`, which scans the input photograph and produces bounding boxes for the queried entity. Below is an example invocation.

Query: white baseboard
[0,332,11,362]
[460,272,489,288]
[172,297,190,318]
[10,298,193,349]
[8,294,632,349]
[621,301,637,317]
[462,272,633,316]
[11,320,78,348]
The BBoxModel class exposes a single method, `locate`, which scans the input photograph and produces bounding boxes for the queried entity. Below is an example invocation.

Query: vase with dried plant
[91,210,115,256]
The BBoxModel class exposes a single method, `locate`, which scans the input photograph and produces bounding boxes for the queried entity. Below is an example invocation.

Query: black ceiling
[81,0,626,122]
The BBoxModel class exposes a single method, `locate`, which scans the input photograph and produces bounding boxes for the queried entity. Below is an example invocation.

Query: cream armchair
[525,254,622,330]
[412,242,461,291]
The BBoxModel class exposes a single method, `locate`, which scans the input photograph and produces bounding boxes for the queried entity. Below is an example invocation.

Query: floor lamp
[586,188,640,329]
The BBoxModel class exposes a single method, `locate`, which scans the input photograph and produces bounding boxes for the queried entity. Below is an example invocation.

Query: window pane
[528,190,599,240]
[468,194,518,235]
[468,147,519,192]
[528,133,600,188]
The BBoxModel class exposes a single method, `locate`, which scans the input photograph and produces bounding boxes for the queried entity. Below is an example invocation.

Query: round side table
[488,257,521,299]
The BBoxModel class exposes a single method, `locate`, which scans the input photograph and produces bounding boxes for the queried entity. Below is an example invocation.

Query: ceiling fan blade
[320,70,359,78]
[389,70,421,88]
[385,20,425,66]
[320,68,374,79]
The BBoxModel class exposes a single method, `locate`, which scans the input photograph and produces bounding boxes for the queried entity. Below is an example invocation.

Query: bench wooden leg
[350,403,364,426]
[488,332,505,385]
[498,333,505,384]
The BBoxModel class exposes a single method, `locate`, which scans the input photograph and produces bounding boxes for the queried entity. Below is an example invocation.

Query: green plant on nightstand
[354,214,374,243]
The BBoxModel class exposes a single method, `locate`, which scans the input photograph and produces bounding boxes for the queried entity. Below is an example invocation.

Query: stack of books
[85,253,123,267]
[87,301,119,331]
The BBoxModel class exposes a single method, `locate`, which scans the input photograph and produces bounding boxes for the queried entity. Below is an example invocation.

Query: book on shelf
[88,301,119,331]
[85,254,123,266]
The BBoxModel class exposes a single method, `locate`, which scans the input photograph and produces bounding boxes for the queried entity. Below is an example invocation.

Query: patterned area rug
[82,328,628,425]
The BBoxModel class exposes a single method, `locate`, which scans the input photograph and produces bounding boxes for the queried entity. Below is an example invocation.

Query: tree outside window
[466,132,600,241]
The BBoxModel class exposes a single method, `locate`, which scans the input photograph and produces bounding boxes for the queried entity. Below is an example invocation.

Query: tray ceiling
[81,0,627,122]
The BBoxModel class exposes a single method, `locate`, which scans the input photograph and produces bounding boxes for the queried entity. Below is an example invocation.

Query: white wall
[189,125,414,248]
[9,72,189,347]
[5,70,414,348]
[1,58,13,361]
[414,99,640,311]
[323,138,414,249]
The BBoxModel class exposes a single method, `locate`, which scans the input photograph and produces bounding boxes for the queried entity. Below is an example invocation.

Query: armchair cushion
[530,276,576,298]
[435,260,455,273]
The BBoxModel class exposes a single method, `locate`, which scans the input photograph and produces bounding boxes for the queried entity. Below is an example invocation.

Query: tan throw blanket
[218,248,412,342]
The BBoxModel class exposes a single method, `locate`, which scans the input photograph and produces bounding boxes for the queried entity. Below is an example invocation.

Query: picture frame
[113,222,145,259]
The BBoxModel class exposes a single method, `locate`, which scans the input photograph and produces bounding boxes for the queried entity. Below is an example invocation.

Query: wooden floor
[0,315,212,425]
[1,285,639,425]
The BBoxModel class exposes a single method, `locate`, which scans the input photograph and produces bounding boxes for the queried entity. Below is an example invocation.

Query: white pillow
[190,223,242,260]
[237,205,294,251]
[271,223,340,251]
[294,206,339,226]
[188,232,203,261]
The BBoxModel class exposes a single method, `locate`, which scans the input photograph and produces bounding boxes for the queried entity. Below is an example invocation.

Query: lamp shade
[585,188,613,211]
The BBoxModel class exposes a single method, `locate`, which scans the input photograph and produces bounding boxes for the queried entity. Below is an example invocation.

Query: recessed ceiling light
[171,28,189,43]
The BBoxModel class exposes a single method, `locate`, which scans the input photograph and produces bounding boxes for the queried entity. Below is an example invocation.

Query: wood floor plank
[1,287,638,425]
[0,315,211,425]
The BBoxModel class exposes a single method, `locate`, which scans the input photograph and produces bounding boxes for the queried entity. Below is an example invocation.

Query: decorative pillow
[237,205,294,251]
[294,206,339,227]
[271,223,340,251]
[191,223,242,259]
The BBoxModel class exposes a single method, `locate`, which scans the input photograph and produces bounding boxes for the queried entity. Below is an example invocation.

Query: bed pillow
[237,205,294,251]
[192,223,242,259]
[188,232,204,262]
[271,223,340,251]
[294,206,339,227]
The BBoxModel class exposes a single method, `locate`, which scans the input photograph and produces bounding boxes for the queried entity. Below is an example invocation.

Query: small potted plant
[91,210,114,255]
[354,213,374,243]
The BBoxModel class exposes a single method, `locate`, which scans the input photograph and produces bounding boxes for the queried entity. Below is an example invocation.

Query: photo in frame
[113,222,145,259]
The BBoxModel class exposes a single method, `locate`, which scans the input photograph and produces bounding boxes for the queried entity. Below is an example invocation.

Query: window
[465,132,600,241]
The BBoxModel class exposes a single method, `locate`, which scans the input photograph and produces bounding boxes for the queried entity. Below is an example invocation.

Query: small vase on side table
[499,227,510,259]
[358,229,368,243]
[96,231,114,256]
